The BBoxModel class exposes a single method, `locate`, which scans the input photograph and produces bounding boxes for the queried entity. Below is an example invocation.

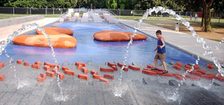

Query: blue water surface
[0,22,207,66]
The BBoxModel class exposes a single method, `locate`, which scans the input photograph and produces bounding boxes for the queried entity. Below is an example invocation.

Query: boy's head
[156,30,162,38]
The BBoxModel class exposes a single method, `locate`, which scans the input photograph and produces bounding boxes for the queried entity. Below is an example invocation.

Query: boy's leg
[154,59,158,68]
[159,54,168,72]
[153,53,159,68]
[161,61,168,71]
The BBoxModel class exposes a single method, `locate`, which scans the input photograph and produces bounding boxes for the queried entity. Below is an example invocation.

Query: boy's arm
[154,47,158,51]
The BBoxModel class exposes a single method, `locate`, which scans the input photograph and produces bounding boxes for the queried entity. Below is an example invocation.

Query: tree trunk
[204,5,208,32]
[202,0,213,32]
[207,8,212,30]
[201,7,204,27]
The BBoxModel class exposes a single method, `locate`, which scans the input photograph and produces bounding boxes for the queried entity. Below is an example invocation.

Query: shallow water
[0,22,207,66]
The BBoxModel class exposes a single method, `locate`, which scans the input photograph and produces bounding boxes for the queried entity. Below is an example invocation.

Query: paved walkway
[0,18,59,41]
[0,62,224,105]
[120,19,224,64]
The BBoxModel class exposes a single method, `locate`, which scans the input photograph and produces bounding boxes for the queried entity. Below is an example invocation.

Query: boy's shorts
[154,53,166,61]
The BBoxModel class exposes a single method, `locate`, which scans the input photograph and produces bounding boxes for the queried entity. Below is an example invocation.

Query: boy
[153,30,168,73]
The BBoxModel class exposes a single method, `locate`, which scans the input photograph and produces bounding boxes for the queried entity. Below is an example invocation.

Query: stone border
[0,15,44,27]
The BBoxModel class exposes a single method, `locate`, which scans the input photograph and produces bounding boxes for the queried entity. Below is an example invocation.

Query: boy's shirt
[157,37,166,54]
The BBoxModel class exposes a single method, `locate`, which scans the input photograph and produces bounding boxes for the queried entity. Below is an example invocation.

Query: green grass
[44,14,61,17]
[115,16,142,20]
[0,13,61,19]
[116,15,224,23]
[115,16,224,28]
[0,14,27,19]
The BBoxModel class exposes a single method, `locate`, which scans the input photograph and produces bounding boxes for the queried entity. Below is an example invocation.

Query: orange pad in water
[17,59,23,64]
[193,64,200,70]
[90,70,98,75]
[43,65,51,71]
[93,74,101,79]
[34,61,42,65]
[81,67,89,74]
[159,73,176,77]
[174,74,184,80]
[62,66,69,71]
[142,70,157,75]
[107,62,116,67]
[75,62,86,67]
[0,74,5,81]
[108,62,117,70]
[100,67,114,72]
[201,73,216,80]
[13,35,77,48]
[46,71,55,78]
[215,74,224,81]
[93,30,147,42]
[103,74,114,80]
[184,64,191,71]
[64,70,75,76]
[31,64,40,69]
[122,67,129,72]
[175,62,183,67]
[99,77,109,84]
[173,64,182,70]
[23,61,30,66]
[78,74,88,80]
[57,73,65,80]
[40,73,46,79]
[0,62,5,69]
[111,65,118,71]
[117,63,126,68]
[37,76,45,82]
[147,65,154,69]
[37,73,46,82]
[190,70,203,77]
[36,27,73,35]
[207,63,214,70]
[196,69,206,75]
[128,65,141,71]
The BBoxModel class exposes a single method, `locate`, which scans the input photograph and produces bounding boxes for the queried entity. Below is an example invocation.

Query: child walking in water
[153,30,168,73]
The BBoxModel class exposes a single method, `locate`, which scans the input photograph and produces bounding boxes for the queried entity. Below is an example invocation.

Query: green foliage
[0,0,223,14]
[213,0,224,15]
[5,0,47,8]
[106,0,117,9]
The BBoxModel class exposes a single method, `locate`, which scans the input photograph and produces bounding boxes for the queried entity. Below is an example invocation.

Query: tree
[212,0,224,22]
[118,0,125,9]
[0,0,11,6]
[106,0,117,9]
[124,0,137,10]
[134,0,150,10]
[201,0,213,32]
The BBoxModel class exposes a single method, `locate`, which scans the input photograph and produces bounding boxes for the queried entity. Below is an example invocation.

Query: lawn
[116,16,224,41]
[0,14,27,19]
[0,13,60,19]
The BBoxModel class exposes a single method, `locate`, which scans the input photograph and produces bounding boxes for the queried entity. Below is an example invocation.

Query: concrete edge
[0,17,59,42]
[0,15,44,27]
[119,21,213,63]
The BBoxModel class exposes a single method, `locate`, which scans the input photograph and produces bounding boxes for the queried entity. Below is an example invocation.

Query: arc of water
[0,23,39,88]
[116,6,224,97]
[0,23,66,101]
[138,7,224,90]
[36,27,66,101]
[215,38,224,50]
[144,6,224,76]
[0,24,37,55]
